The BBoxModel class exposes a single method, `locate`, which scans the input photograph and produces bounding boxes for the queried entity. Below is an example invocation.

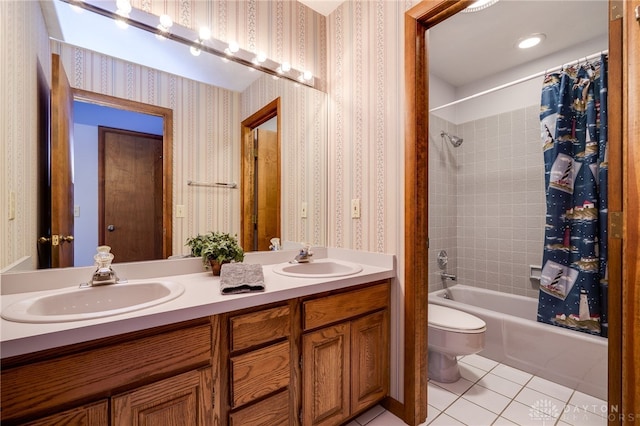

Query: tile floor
[346,354,608,426]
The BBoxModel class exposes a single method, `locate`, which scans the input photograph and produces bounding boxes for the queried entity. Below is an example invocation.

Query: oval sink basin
[1,280,184,323]
[272,259,363,278]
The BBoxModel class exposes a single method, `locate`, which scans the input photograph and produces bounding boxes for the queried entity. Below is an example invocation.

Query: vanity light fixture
[190,42,202,56]
[517,33,546,49]
[155,14,173,39]
[462,0,499,13]
[224,41,240,55]
[114,0,131,29]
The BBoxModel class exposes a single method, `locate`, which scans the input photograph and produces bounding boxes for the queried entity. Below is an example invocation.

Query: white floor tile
[492,416,519,425]
[526,375,574,402]
[477,372,525,399]
[515,387,566,418]
[428,381,459,411]
[567,391,608,417]
[462,383,512,414]
[459,362,488,383]
[460,354,500,371]
[428,413,466,426]
[445,397,499,425]
[501,400,556,426]
[424,404,441,425]
[431,377,475,396]
[491,364,534,385]
[355,404,386,425]
[364,410,409,426]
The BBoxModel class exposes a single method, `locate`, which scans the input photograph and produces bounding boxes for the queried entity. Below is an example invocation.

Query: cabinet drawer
[230,341,290,408]
[230,305,290,352]
[229,390,289,426]
[303,281,389,331]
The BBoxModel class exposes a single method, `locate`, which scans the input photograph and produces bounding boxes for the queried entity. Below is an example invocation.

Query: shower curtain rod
[429,50,608,113]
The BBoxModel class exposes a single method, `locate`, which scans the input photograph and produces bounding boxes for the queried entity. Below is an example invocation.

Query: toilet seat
[428,304,486,333]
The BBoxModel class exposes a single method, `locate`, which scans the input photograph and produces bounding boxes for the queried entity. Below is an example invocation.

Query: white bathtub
[429,284,608,400]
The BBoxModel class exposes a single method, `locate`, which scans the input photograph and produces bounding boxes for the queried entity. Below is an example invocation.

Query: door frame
[73,89,174,260]
[403,0,639,424]
[240,97,281,252]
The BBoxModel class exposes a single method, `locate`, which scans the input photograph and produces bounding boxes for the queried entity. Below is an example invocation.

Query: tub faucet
[291,244,313,263]
[440,272,457,281]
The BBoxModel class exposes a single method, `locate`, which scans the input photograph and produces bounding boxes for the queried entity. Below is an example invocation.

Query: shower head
[440,131,463,147]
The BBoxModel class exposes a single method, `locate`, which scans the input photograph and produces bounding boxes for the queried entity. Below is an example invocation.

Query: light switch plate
[301,202,308,218]
[176,205,186,218]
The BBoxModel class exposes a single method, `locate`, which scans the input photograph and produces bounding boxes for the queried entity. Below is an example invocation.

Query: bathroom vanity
[0,249,394,425]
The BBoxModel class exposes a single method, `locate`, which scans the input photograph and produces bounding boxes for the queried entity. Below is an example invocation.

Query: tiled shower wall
[429,105,545,298]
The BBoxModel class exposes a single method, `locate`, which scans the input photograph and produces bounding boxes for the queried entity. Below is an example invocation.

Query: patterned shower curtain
[537,54,608,337]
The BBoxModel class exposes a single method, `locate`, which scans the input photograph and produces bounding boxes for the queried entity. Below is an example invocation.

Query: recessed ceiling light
[517,33,546,49]
[462,0,499,13]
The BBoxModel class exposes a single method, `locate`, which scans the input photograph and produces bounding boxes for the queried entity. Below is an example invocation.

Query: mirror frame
[72,88,174,259]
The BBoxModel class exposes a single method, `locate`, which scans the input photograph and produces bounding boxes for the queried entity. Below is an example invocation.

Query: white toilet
[428,304,487,383]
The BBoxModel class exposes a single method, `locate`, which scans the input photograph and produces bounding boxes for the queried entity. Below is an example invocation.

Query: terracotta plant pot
[209,259,228,276]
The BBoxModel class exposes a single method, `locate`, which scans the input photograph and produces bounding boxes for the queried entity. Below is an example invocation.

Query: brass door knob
[60,235,74,243]
[107,225,115,232]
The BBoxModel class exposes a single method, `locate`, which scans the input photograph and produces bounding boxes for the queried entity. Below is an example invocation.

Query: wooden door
[99,127,163,263]
[50,54,75,267]
[351,310,390,414]
[302,324,350,426]
[23,400,108,426]
[112,368,213,426]
[256,128,280,251]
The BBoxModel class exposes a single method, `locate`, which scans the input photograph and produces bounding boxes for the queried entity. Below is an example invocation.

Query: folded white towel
[220,263,265,295]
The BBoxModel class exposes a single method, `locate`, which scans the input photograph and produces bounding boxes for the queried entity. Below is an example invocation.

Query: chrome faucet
[88,246,121,286]
[440,272,457,281]
[291,244,313,263]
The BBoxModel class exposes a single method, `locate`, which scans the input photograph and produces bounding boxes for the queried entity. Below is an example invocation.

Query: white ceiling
[428,0,608,88]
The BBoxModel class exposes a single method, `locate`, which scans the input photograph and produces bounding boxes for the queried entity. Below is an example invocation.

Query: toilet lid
[428,304,486,332]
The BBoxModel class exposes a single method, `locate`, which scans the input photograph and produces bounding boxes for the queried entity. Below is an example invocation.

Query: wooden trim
[622,0,640,420]
[240,98,282,251]
[607,9,623,424]
[72,89,173,259]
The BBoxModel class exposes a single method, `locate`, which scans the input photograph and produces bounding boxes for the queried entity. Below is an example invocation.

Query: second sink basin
[1,280,185,323]
[272,258,363,278]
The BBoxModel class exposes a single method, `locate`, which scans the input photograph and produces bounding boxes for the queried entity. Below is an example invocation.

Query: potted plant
[186,231,244,275]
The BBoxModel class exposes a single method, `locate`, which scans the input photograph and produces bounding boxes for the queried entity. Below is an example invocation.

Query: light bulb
[199,26,211,41]
[281,62,291,72]
[303,70,313,81]
[228,41,239,54]
[256,52,267,63]
[190,44,201,56]
[159,14,173,29]
[115,0,131,14]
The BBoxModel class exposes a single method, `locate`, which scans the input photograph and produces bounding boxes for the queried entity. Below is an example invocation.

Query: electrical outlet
[74,205,81,217]
[351,198,361,218]
[176,205,186,218]
[301,202,308,218]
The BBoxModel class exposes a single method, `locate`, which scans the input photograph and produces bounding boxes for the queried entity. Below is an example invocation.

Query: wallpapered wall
[2,0,413,403]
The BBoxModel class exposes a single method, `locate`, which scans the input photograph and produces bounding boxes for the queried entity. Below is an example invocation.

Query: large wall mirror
[5,0,327,271]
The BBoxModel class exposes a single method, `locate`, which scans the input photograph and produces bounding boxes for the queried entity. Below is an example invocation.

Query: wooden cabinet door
[112,368,213,426]
[23,400,108,426]
[351,310,390,414]
[302,323,350,426]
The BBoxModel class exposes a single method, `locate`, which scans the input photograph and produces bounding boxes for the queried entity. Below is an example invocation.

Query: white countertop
[0,248,395,358]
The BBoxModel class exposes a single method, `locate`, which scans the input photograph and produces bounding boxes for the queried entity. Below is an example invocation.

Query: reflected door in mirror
[99,127,163,263]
